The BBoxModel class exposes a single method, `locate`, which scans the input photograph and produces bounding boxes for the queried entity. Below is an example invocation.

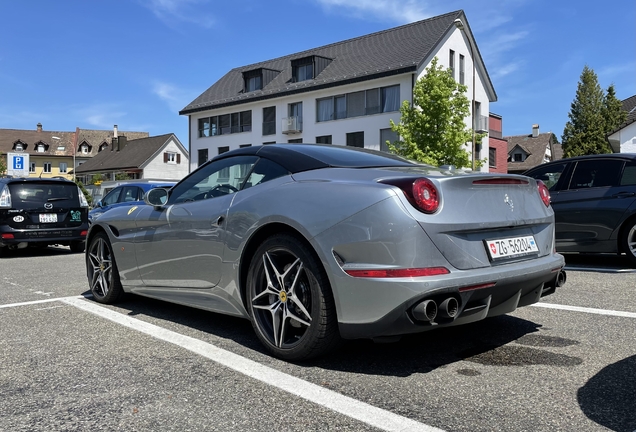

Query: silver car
[85,144,566,361]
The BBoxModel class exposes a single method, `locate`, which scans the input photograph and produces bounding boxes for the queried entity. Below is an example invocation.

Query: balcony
[475,115,489,134]
[282,116,302,134]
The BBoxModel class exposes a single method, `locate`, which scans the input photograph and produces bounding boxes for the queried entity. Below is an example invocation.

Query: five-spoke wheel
[247,234,339,361]
[87,232,123,303]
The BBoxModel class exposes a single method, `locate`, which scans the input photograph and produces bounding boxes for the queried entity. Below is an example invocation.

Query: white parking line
[533,302,636,318]
[61,297,444,432]
[0,296,84,309]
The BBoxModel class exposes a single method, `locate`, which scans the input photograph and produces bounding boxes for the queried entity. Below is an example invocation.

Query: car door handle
[612,192,636,198]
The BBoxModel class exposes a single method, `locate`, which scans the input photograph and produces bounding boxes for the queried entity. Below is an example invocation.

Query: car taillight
[537,180,550,207]
[412,178,439,213]
[345,267,449,278]
[77,186,89,208]
[0,184,11,208]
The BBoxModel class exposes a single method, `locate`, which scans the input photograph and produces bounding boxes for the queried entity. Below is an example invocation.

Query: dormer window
[242,68,280,93]
[291,55,332,83]
[37,144,45,152]
[15,143,23,151]
[81,145,88,154]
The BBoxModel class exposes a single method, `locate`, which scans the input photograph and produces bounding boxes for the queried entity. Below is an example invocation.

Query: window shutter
[164,152,168,163]
[177,154,181,164]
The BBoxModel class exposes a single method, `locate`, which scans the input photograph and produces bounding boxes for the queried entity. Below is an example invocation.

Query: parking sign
[7,152,30,177]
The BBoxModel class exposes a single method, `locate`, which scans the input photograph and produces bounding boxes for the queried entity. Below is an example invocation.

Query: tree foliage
[388,57,473,168]
[75,178,93,207]
[0,152,6,176]
[562,66,623,157]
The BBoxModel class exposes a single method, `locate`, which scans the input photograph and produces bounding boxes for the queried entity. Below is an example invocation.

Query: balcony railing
[282,116,302,134]
[475,115,489,133]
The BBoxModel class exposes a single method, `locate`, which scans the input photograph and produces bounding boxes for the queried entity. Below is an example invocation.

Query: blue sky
[1,0,634,144]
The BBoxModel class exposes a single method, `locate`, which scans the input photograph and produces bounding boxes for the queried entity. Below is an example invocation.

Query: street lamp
[454,18,477,171]
[52,136,75,181]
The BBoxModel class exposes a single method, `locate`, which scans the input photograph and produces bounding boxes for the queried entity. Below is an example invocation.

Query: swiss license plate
[39,213,58,223]
[485,235,539,260]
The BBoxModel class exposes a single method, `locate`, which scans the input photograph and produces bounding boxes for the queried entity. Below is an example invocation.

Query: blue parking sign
[7,152,29,176]
[13,155,24,170]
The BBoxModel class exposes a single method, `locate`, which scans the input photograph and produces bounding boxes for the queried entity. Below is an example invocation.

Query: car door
[133,155,258,289]
[552,158,636,250]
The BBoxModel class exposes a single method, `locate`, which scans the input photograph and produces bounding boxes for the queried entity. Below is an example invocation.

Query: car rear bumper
[0,226,88,246]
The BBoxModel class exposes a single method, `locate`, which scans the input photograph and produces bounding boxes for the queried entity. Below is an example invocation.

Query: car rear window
[8,182,79,209]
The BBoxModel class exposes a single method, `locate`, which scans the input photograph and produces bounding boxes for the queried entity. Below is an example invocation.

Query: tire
[246,234,340,361]
[86,232,124,303]
[70,240,85,253]
[620,218,636,266]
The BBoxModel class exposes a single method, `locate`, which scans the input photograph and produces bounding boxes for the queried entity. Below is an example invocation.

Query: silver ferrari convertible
[86,144,566,360]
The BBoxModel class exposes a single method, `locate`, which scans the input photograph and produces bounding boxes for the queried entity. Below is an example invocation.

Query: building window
[218,146,230,154]
[29,162,36,173]
[198,148,208,167]
[346,132,364,148]
[288,139,302,143]
[15,143,24,151]
[37,144,45,152]
[164,152,180,164]
[239,144,252,148]
[380,128,398,152]
[59,162,67,173]
[489,148,496,167]
[263,141,276,145]
[263,106,276,135]
[513,153,524,162]
[317,85,399,123]
[246,75,262,92]
[316,135,332,144]
[81,145,88,154]
[459,54,465,85]
[43,162,52,173]
[449,50,455,79]
[292,59,313,82]
[199,110,251,137]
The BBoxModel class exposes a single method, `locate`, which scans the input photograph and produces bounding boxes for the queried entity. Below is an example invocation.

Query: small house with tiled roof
[506,124,563,174]
[0,123,149,180]
[608,95,636,153]
[74,133,189,182]
[180,10,497,171]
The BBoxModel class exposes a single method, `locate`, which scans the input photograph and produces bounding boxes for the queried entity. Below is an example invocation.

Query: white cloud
[314,0,431,23]
[74,104,127,129]
[152,81,194,112]
[140,0,216,28]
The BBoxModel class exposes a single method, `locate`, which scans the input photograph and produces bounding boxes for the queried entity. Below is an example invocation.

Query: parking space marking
[62,297,445,432]
[564,265,636,273]
[0,296,84,309]
[533,302,636,319]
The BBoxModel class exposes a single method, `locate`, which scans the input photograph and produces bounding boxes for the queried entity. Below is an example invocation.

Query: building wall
[28,156,74,179]
[142,138,190,180]
[610,122,636,153]
[488,137,508,173]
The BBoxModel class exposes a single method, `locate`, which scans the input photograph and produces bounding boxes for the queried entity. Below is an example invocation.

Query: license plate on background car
[39,213,58,223]
[485,235,539,260]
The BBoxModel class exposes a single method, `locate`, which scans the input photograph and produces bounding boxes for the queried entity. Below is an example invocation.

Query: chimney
[37,123,42,132]
[111,136,118,151]
[113,124,118,138]
[117,136,127,151]
[532,124,540,138]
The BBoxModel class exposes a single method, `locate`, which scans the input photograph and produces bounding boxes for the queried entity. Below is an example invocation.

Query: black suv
[0,176,89,256]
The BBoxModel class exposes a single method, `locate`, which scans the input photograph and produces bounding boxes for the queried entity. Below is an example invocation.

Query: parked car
[85,144,565,360]
[524,153,636,265]
[88,182,176,224]
[0,176,89,255]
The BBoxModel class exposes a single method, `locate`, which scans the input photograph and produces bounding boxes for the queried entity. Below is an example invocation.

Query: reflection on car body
[524,153,636,265]
[86,144,565,361]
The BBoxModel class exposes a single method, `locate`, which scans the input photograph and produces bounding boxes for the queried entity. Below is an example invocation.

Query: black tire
[86,232,124,303]
[70,240,85,253]
[620,218,636,266]
[246,234,340,361]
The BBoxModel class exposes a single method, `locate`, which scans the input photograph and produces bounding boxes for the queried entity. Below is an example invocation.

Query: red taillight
[458,282,496,292]
[537,180,551,207]
[1,233,14,239]
[345,267,449,278]
[80,230,88,237]
[412,178,439,213]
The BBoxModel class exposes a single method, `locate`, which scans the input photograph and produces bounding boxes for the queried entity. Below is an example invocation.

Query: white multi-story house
[608,95,636,153]
[179,10,496,172]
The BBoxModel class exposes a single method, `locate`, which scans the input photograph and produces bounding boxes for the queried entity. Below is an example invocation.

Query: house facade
[487,113,508,173]
[506,124,564,174]
[608,94,636,153]
[74,133,189,182]
[179,10,496,172]
[0,123,149,180]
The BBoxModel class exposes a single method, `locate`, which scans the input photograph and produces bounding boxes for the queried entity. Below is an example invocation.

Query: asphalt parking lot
[1,248,635,432]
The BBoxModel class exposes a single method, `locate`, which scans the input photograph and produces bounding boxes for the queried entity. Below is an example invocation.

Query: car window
[7,182,79,209]
[568,160,623,189]
[620,161,636,186]
[121,186,141,202]
[243,158,290,190]
[169,155,259,204]
[102,187,122,206]
[525,163,567,191]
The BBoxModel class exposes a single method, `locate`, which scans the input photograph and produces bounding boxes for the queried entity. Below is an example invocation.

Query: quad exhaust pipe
[412,297,459,323]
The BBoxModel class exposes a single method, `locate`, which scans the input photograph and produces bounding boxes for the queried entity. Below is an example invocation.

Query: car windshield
[8,182,79,209]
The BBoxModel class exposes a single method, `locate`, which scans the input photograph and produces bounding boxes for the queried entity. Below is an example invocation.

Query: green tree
[602,83,627,135]
[562,66,612,157]
[0,152,6,176]
[388,57,473,168]
[115,172,131,181]
[75,178,93,208]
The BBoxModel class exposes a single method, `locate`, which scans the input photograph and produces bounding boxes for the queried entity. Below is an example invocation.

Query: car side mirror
[145,188,169,207]
[96,200,103,208]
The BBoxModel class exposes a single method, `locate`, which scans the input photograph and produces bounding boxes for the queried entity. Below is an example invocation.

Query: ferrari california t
[85,144,566,361]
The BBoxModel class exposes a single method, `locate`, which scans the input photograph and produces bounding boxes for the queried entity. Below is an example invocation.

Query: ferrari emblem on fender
[504,194,514,211]
[128,206,138,215]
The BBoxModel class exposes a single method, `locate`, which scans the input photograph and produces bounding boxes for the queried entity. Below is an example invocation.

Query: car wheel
[86,232,124,303]
[620,218,636,266]
[246,234,340,361]
[70,240,85,253]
